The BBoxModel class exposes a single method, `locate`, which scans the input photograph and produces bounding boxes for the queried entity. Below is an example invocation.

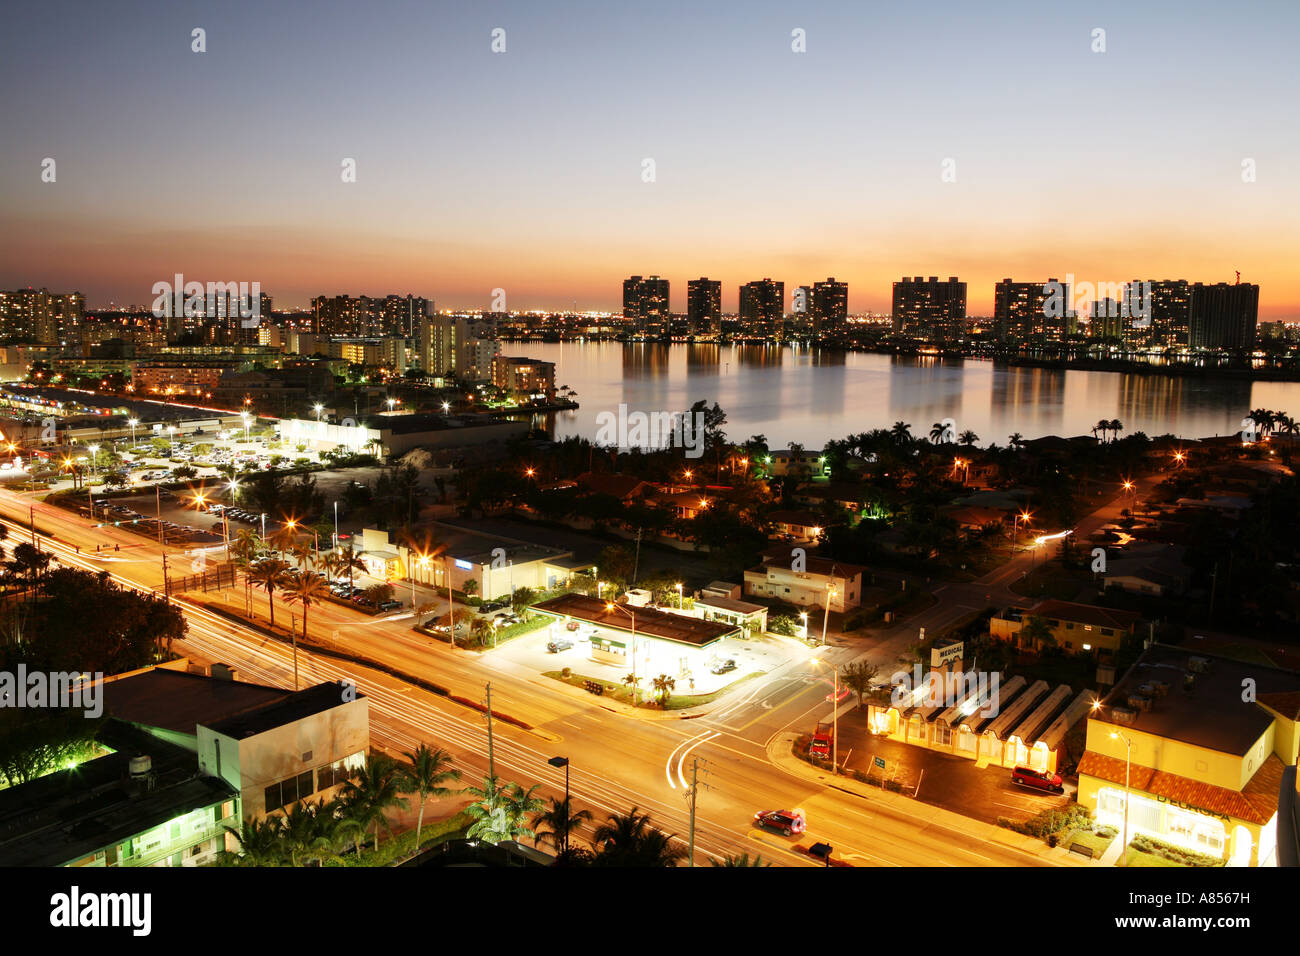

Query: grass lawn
[1123,847,1185,867]
[1061,828,1116,857]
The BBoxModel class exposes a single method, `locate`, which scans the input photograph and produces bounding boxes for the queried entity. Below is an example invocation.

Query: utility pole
[484,682,495,781]
[29,505,36,548]
[685,756,709,868]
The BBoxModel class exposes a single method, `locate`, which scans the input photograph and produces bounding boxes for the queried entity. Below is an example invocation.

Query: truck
[809,721,834,759]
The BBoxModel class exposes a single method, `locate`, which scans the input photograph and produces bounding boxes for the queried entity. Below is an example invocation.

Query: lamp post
[605,602,639,705]
[88,444,99,477]
[1111,730,1132,865]
[128,418,138,447]
[314,403,324,422]
[675,582,683,610]
[547,756,571,855]
[166,426,176,456]
[333,500,339,549]
[1011,510,1032,558]
[241,411,251,442]
[799,611,808,640]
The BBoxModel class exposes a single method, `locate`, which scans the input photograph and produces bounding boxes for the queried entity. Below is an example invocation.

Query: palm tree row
[1092,419,1125,443]
[219,745,458,866]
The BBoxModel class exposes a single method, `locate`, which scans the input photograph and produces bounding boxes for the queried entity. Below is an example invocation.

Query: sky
[1,0,1297,317]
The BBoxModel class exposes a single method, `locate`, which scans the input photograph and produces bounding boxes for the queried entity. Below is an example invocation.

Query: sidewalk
[766,731,1097,867]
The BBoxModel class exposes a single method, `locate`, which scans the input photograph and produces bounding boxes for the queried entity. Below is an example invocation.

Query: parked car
[565,620,581,631]
[711,658,737,675]
[753,809,806,836]
[547,639,574,653]
[377,600,401,611]
[1010,766,1064,794]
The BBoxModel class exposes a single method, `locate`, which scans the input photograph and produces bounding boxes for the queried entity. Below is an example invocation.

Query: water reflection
[499,343,1296,447]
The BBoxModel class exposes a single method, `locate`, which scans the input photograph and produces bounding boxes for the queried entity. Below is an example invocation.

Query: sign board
[931,639,964,668]
[873,755,886,770]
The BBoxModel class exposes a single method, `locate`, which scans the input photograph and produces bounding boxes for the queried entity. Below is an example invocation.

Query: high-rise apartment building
[312,294,429,337]
[739,278,784,339]
[0,288,85,344]
[892,276,966,342]
[812,278,849,336]
[418,315,465,378]
[622,276,670,336]
[686,278,722,335]
[1124,279,1191,347]
[993,278,1072,344]
[1188,282,1259,351]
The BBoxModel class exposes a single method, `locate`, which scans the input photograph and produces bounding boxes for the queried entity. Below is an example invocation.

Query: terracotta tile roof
[1077,751,1285,825]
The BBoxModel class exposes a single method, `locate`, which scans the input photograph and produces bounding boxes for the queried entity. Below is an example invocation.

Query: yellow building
[1077,644,1300,866]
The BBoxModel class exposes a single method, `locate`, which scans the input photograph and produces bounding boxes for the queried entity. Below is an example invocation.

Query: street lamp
[88,444,99,477]
[128,418,138,447]
[605,602,640,705]
[1110,730,1133,866]
[314,403,324,422]
[799,611,808,640]
[241,411,251,442]
[547,756,572,854]
[166,426,176,456]
[1011,510,1032,557]
[675,582,683,610]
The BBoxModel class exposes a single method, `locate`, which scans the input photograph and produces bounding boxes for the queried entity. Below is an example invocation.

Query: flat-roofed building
[533,593,739,681]
[743,550,865,612]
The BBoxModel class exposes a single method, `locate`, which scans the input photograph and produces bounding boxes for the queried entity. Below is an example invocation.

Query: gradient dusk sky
[2,0,1297,316]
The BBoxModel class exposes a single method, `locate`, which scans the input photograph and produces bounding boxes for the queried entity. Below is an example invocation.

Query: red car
[753,809,806,836]
[1011,766,1064,794]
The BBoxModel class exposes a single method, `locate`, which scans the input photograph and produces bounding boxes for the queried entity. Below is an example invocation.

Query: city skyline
[1,0,1298,317]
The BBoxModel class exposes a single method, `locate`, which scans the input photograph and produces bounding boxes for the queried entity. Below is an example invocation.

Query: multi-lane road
[0,484,1057,867]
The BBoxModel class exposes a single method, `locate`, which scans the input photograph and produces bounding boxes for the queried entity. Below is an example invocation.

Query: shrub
[561,667,571,679]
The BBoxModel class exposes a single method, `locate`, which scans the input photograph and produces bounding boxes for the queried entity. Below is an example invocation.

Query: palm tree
[401,744,461,848]
[928,422,947,444]
[1008,432,1024,450]
[501,782,545,845]
[651,673,675,707]
[249,558,291,630]
[284,569,329,642]
[1108,419,1124,442]
[711,852,771,867]
[1093,420,1107,442]
[591,807,686,867]
[467,777,544,846]
[532,796,592,857]
[279,799,332,867]
[336,544,367,593]
[218,815,286,866]
[339,752,409,853]
[462,775,512,844]
[890,421,913,447]
[958,429,979,448]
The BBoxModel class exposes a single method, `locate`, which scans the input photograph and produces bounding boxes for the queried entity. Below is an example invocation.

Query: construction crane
[1235,270,1241,285]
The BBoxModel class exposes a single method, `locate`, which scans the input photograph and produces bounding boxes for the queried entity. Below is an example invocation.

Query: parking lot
[827,708,1075,827]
